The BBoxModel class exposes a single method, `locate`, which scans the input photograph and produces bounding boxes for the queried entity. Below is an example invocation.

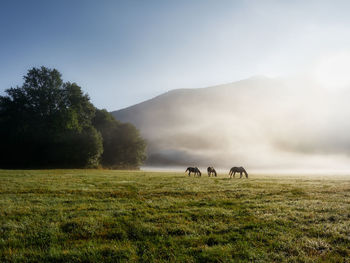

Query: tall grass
[1,170,350,262]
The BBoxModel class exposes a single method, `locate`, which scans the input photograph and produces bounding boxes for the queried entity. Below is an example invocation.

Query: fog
[114,70,350,173]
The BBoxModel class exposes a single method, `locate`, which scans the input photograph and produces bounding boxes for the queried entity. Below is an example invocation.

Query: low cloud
[113,76,350,172]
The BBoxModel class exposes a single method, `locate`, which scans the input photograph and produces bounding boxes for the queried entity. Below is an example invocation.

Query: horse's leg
[240,172,242,178]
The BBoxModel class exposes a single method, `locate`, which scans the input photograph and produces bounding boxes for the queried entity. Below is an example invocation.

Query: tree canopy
[93,109,146,168]
[0,66,146,169]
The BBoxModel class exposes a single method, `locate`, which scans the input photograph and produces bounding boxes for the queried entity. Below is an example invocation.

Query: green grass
[1,170,350,262]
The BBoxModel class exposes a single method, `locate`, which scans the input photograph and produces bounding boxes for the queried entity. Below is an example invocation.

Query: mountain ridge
[110,76,286,167]
[111,75,350,170]
[112,75,273,113]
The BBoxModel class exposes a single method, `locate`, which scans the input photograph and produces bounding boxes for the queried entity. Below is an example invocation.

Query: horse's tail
[214,169,217,176]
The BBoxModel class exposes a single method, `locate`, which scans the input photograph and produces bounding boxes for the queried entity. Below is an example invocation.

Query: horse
[207,166,217,177]
[185,167,201,177]
[229,166,248,178]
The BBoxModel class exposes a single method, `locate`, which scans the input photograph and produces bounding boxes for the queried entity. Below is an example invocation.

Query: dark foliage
[0,66,145,168]
[93,109,146,168]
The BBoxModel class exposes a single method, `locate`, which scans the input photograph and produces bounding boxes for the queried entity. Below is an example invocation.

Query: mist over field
[4,1,350,262]
[113,75,350,172]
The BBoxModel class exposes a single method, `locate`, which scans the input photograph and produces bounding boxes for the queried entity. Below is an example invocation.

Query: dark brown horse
[186,167,201,177]
[207,167,217,177]
[229,166,248,178]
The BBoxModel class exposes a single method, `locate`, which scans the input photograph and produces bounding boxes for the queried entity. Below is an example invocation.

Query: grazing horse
[207,166,217,177]
[186,167,201,177]
[229,167,248,178]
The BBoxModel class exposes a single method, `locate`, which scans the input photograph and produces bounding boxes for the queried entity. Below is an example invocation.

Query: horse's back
[231,166,245,172]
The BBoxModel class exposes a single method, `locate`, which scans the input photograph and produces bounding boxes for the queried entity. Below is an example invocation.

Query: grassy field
[1,170,350,262]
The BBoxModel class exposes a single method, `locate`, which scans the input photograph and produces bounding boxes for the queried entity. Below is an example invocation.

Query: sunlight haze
[2,1,350,110]
[2,0,350,172]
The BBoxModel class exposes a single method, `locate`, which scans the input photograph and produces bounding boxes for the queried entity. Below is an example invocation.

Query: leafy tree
[93,109,146,168]
[0,67,102,168]
[0,66,147,169]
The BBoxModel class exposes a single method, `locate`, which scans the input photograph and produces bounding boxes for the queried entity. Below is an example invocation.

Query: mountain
[111,76,350,171]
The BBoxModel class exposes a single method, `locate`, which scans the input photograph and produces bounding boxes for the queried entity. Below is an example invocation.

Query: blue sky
[1,0,350,110]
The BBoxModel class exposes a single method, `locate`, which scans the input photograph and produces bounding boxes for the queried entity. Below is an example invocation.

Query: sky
[1,0,350,110]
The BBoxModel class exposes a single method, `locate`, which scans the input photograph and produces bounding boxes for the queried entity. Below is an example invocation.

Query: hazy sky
[1,0,350,110]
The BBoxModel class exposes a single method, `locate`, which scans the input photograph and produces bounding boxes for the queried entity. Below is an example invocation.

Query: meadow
[1,169,350,262]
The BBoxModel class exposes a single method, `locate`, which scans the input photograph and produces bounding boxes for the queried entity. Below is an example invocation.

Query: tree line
[0,67,146,169]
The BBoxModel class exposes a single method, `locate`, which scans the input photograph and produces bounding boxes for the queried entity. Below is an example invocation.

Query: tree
[0,66,147,169]
[0,67,102,168]
[93,109,146,168]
